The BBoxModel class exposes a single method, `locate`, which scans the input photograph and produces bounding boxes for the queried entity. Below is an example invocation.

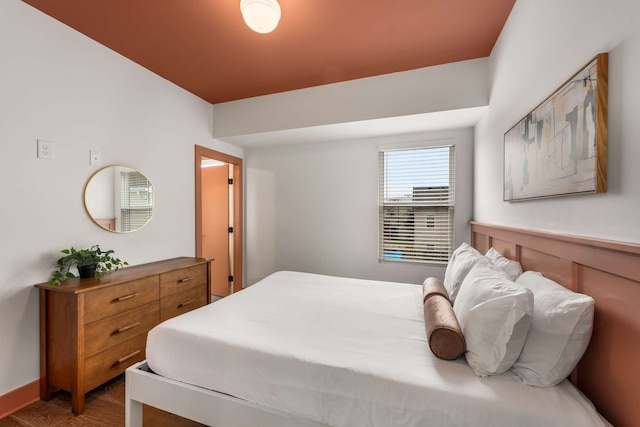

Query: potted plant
[48,245,128,286]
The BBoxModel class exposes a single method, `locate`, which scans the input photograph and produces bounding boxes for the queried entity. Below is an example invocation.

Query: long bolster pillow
[422,277,466,360]
[422,276,450,303]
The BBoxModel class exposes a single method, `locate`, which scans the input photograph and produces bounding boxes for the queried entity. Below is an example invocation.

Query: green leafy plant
[48,245,128,286]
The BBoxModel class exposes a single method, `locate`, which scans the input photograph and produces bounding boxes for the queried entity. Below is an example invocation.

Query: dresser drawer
[160,264,207,298]
[160,284,207,322]
[84,334,147,392]
[84,302,159,358]
[84,276,159,324]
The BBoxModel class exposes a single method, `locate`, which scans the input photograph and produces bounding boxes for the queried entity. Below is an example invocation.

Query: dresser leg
[71,393,85,414]
[40,380,55,401]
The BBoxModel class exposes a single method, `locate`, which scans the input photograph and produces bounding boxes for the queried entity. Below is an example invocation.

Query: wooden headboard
[470,222,640,427]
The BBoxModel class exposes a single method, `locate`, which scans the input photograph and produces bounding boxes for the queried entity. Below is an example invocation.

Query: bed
[125,222,640,427]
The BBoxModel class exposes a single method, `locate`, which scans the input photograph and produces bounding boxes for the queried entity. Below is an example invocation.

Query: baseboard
[0,380,39,419]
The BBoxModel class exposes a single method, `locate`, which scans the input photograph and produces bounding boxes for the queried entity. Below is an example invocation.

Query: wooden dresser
[35,257,210,414]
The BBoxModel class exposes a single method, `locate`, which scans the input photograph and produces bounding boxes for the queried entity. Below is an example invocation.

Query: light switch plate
[90,150,102,166]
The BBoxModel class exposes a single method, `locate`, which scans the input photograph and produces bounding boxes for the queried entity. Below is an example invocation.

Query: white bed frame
[126,222,640,427]
[125,361,328,427]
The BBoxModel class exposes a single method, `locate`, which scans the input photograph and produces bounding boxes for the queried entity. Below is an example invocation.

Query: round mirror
[84,165,157,233]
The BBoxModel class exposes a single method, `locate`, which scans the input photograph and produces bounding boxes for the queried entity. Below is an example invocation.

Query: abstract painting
[504,53,608,201]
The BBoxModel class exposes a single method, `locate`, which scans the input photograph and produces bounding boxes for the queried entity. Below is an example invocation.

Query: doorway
[195,145,243,297]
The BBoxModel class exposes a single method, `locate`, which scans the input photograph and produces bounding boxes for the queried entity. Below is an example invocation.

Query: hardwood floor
[0,374,205,427]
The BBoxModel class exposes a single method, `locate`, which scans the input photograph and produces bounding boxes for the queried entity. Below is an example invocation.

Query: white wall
[216,56,488,288]
[246,128,474,285]
[212,58,489,137]
[0,1,241,397]
[475,0,640,243]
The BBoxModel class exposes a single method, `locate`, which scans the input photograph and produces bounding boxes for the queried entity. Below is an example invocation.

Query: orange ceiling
[21,0,516,105]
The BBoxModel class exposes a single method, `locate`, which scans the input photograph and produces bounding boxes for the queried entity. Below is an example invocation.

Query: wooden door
[201,161,230,297]
[195,145,243,297]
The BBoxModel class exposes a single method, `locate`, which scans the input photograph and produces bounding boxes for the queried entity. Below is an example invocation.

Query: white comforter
[146,271,609,427]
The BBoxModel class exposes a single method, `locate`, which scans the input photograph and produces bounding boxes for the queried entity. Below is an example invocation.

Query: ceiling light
[240,0,281,34]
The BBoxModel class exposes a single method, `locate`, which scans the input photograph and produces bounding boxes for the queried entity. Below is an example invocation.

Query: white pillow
[485,247,523,281]
[443,243,483,304]
[454,259,534,376]
[511,271,595,387]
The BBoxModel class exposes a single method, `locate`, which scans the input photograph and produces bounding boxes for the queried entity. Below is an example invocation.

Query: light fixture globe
[240,0,281,34]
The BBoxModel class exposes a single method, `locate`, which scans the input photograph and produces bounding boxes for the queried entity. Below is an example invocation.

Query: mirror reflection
[84,165,156,233]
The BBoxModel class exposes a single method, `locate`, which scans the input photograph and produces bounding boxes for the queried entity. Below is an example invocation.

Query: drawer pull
[116,293,139,302]
[178,299,195,308]
[117,350,141,365]
[116,322,141,334]
[178,276,195,283]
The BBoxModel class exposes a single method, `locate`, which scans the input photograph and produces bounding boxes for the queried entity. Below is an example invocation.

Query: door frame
[195,145,243,293]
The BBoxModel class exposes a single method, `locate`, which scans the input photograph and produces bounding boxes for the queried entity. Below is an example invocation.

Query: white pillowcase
[443,243,483,304]
[453,259,534,376]
[485,247,523,281]
[511,271,595,387]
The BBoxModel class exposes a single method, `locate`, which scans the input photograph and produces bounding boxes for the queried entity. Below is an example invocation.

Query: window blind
[120,171,154,232]
[378,145,455,264]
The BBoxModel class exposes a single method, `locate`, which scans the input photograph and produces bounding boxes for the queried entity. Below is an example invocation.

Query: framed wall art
[504,53,608,202]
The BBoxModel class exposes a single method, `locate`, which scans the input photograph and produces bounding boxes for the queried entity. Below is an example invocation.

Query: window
[119,170,154,232]
[378,145,455,264]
